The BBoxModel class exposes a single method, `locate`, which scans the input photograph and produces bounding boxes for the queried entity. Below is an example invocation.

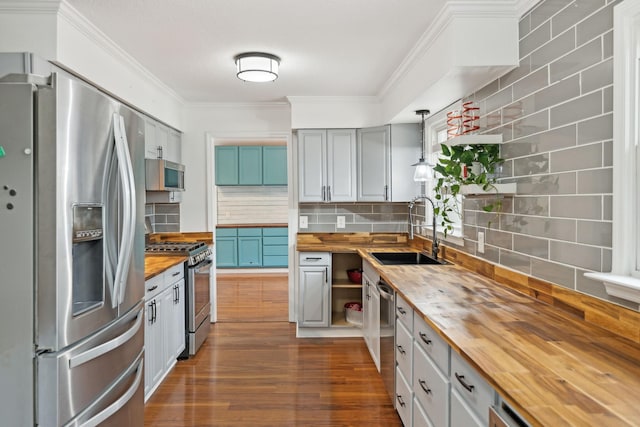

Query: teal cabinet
[215,145,287,186]
[216,227,288,268]
[238,228,262,267]
[239,146,263,185]
[215,228,238,267]
[263,146,288,185]
[215,146,239,185]
[262,227,288,267]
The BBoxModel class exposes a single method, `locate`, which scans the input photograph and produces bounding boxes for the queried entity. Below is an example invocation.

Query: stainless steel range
[146,241,213,357]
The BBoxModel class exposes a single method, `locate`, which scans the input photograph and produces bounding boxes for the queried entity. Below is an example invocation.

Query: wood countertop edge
[355,248,640,427]
[144,255,188,280]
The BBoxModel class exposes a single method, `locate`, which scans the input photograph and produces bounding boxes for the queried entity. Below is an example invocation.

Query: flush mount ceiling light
[413,109,433,182]
[234,52,280,82]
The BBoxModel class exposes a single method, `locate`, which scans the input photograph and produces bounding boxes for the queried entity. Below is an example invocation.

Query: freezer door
[37,303,144,426]
[0,81,36,427]
[35,72,144,350]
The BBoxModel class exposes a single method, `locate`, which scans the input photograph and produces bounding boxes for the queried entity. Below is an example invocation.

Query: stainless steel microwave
[145,159,185,192]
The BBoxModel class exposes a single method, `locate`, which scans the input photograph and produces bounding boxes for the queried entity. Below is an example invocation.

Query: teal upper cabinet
[263,146,288,185]
[215,145,287,186]
[239,146,263,185]
[215,146,239,185]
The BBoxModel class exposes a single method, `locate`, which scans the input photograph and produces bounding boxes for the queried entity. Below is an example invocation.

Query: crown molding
[186,101,291,110]
[0,1,59,13]
[57,0,184,105]
[516,0,542,17]
[286,96,380,105]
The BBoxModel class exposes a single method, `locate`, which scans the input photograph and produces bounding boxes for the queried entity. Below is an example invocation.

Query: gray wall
[439,0,628,309]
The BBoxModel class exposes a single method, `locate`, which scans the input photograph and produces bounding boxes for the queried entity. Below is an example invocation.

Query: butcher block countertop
[144,255,187,280]
[354,249,640,427]
[296,233,640,426]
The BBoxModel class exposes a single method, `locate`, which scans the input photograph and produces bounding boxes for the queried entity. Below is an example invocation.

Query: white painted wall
[180,102,292,231]
[288,96,381,129]
[0,1,184,129]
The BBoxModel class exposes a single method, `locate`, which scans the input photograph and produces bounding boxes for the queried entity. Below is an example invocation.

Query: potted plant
[431,143,504,237]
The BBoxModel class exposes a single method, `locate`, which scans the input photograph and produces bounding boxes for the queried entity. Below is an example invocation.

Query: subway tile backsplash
[145,203,180,233]
[455,0,616,307]
[299,203,409,233]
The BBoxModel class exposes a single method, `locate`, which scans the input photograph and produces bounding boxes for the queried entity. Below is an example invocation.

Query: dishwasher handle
[377,280,394,301]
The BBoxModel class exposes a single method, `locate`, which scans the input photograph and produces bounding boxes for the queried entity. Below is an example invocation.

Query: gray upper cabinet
[357,126,390,201]
[298,129,356,202]
[357,124,421,202]
[144,117,181,164]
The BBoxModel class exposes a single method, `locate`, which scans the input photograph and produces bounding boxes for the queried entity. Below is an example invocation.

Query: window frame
[423,109,464,245]
[585,0,640,304]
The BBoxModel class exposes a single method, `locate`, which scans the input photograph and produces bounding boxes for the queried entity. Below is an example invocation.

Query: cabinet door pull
[418,379,432,395]
[325,267,328,283]
[151,300,157,324]
[419,332,432,345]
[327,185,331,201]
[147,303,154,324]
[455,372,475,393]
[384,185,388,201]
[396,395,406,407]
[397,307,406,315]
[397,345,406,355]
[322,185,326,201]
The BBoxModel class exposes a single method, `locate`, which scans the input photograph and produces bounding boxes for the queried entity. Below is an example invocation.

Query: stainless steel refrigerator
[0,53,145,426]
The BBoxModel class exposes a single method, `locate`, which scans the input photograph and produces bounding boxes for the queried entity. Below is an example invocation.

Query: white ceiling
[65,0,448,104]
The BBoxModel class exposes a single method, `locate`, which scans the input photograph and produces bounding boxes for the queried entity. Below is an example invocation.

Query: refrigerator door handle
[68,307,143,369]
[112,113,136,307]
[77,357,143,427]
[117,114,136,305]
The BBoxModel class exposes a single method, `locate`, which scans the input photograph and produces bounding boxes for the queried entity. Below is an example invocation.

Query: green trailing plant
[432,143,504,237]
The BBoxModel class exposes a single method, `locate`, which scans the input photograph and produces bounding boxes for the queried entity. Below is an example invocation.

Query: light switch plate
[299,216,308,229]
[337,216,346,229]
[478,231,485,253]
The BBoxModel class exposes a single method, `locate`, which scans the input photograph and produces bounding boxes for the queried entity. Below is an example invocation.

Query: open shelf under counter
[332,311,362,328]
[460,182,517,196]
[332,279,362,289]
[444,134,503,146]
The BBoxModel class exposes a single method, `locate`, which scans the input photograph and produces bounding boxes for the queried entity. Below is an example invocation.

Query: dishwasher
[377,279,396,405]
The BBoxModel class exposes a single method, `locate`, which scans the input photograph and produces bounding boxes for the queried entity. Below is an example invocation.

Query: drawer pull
[419,332,432,345]
[397,345,406,355]
[304,257,322,261]
[455,372,475,393]
[396,395,406,407]
[146,285,158,292]
[171,271,180,277]
[418,379,432,395]
[397,307,407,315]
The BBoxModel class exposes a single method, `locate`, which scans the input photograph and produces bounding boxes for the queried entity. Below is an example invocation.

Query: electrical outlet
[478,231,485,254]
[337,216,346,229]
[299,216,308,229]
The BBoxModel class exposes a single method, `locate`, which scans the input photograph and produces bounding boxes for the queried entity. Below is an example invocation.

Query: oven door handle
[194,258,213,271]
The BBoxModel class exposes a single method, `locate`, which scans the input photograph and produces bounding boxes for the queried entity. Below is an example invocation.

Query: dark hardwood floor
[143,273,401,426]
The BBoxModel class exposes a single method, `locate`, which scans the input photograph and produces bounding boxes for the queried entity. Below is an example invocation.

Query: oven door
[188,258,212,331]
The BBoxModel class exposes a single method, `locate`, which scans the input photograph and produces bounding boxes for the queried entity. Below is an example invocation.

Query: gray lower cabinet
[144,263,185,402]
[298,252,331,327]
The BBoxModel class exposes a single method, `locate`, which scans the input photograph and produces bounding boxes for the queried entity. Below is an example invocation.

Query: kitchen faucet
[408,195,439,260]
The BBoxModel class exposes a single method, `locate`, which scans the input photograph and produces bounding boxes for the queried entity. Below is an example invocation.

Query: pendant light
[234,52,280,82]
[412,109,432,182]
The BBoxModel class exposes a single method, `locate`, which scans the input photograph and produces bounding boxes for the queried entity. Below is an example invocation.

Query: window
[585,0,640,305]
[422,110,463,241]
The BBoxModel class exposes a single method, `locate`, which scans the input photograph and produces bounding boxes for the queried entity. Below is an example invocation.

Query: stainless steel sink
[370,252,449,266]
